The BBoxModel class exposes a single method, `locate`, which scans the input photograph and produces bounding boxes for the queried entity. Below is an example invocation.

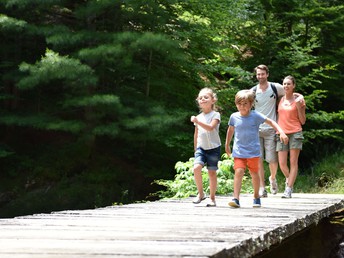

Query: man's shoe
[228,198,240,208]
[253,198,261,208]
[269,176,278,195]
[259,187,268,198]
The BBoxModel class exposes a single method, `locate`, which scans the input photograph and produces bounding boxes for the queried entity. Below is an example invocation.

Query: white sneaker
[282,187,292,198]
[269,176,278,195]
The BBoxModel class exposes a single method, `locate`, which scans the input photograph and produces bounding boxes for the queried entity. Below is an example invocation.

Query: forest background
[0,0,343,218]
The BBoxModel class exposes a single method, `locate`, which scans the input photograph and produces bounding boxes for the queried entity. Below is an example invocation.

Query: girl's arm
[193,126,198,151]
[225,126,235,157]
[191,115,219,131]
[265,118,289,144]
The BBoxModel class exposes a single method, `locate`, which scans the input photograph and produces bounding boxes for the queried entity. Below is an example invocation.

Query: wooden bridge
[0,193,343,258]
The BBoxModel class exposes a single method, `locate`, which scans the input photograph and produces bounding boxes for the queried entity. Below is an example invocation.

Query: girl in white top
[190,88,221,207]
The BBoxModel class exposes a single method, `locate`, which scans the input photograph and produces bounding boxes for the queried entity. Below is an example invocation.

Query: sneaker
[269,176,278,195]
[259,187,268,198]
[228,198,240,208]
[282,187,292,198]
[253,198,261,208]
[192,192,206,204]
[206,199,216,207]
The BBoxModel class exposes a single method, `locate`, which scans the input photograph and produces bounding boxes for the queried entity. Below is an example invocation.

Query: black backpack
[252,83,280,110]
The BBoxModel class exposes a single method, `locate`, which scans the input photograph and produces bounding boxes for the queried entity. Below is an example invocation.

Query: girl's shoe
[192,192,206,204]
[206,199,216,207]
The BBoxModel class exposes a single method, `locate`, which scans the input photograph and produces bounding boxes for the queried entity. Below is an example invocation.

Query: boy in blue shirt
[225,90,288,208]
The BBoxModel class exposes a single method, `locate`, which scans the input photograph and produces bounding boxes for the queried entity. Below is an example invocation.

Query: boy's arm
[225,126,234,157]
[265,118,289,144]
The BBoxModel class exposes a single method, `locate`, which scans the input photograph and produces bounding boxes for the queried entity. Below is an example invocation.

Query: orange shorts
[233,157,260,172]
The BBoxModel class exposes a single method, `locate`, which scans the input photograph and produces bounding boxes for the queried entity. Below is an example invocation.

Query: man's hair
[235,90,255,104]
[254,64,269,74]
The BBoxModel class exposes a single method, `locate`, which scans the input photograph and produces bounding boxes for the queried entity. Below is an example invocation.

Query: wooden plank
[0,193,343,258]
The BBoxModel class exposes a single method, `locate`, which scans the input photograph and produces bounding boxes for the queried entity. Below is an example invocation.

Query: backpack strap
[270,83,278,99]
[270,83,282,111]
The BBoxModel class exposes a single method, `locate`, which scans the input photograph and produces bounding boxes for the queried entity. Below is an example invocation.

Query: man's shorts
[259,127,278,163]
[194,146,221,171]
[233,157,260,172]
[276,131,304,151]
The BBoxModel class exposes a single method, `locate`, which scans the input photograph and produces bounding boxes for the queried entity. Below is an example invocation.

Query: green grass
[293,150,344,194]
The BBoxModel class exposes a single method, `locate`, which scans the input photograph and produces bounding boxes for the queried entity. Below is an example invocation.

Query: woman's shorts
[276,131,304,151]
[194,146,221,170]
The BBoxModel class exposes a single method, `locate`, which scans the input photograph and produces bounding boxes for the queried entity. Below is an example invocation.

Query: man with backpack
[251,64,284,197]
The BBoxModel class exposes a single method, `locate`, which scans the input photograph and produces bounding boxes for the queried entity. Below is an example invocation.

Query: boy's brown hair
[235,90,255,105]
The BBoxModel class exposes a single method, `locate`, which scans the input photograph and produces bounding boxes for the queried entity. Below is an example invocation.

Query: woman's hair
[197,87,218,110]
[235,89,255,105]
[283,75,296,86]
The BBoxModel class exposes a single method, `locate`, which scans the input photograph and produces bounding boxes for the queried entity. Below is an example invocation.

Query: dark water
[255,209,344,258]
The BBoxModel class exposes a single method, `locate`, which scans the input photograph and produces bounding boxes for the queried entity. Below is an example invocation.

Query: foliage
[153,154,254,199]
[0,0,343,217]
[154,150,344,199]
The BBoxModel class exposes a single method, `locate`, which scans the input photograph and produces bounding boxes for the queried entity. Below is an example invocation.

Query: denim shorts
[276,131,304,151]
[194,146,221,171]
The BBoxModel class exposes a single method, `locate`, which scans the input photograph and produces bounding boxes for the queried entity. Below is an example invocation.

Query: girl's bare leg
[193,164,204,197]
[208,170,217,201]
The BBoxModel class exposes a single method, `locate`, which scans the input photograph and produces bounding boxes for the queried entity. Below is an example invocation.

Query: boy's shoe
[282,187,292,198]
[269,176,278,195]
[192,192,206,204]
[228,198,240,208]
[206,199,216,207]
[253,198,261,208]
[259,187,268,198]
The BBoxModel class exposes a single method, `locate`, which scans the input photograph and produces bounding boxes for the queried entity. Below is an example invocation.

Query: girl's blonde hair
[196,87,218,110]
[235,89,255,104]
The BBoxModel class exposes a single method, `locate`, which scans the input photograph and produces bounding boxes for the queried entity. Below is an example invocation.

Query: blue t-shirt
[228,110,267,158]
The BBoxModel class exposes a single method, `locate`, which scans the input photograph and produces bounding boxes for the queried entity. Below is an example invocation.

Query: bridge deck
[0,193,343,258]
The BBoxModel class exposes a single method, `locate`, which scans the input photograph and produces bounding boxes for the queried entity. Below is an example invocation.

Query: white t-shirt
[253,82,284,129]
[196,110,221,150]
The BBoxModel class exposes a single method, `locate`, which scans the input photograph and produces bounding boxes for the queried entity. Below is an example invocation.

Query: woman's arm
[295,99,306,125]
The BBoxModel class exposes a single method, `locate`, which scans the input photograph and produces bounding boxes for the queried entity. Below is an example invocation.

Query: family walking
[190,65,306,207]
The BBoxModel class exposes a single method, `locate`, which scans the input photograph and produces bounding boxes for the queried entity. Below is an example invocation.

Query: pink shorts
[234,157,260,172]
